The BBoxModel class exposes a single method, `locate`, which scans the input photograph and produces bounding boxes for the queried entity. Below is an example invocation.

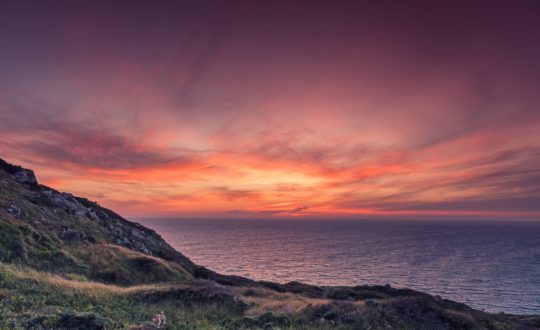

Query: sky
[1,1,540,219]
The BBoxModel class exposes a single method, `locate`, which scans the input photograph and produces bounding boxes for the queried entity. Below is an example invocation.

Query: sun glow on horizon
[1,1,540,219]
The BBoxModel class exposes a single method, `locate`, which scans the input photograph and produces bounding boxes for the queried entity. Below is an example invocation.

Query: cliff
[0,158,538,329]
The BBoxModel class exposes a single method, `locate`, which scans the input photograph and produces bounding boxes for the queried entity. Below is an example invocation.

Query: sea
[135,218,540,315]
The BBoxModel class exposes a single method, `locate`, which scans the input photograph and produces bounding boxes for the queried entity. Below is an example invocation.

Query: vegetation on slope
[1,158,539,329]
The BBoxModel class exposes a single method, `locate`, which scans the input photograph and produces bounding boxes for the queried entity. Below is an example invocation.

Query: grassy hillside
[0,158,539,329]
[0,159,195,286]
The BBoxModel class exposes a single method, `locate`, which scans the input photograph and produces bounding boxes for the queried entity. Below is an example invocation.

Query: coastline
[1,158,539,329]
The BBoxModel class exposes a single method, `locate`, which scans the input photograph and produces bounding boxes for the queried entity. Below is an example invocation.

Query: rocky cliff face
[0,157,255,287]
[1,158,539,329]
[0,158,199,284]
[0,159,37,185]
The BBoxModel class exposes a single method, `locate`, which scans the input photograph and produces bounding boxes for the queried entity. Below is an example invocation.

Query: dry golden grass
[1,262,176,299]
[234,287,331,316]
[75,244,192,277]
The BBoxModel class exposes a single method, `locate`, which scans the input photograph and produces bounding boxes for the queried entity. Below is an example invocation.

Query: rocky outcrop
[0,159,37,185]
[0,159,233,283]
[1,157,540,329]
[10,169,37,185]
[0,158,198,278]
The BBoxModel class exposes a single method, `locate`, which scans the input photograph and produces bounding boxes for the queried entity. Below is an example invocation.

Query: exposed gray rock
[107,225,123,237]
[0,159,38,185]
[53,193,83,213]
[139,245,152,255]
[75,209,87,216]
[131,228,147,240]
[96,210,110,221]
[7,204,21,217]
[40,189,54,197]
[86,208,98,220]
[10,168,37,185]
[134,244,149,255]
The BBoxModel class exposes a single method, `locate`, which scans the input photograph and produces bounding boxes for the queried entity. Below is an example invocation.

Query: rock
[11,169,38,185]
[75,209,86,216]
[40,189,54,197]
[53,193,83,212]
[138,244,152,255]
[54,311,112,330]
[86,209,98,220]
[131,228,146,240]
[62,227,85,241]
[96,210,110,221]
[7,204,21,217]
[0,159,38,185]
[108,225,123,236]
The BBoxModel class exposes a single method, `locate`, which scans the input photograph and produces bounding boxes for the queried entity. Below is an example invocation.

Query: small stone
[7,204,21,217]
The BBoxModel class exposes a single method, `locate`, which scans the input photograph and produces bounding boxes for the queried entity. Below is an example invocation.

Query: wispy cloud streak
[0,1,539,218]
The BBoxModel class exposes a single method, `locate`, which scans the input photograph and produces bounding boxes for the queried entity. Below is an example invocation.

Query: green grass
[0,217,190,287]
[1,163,537,330]
[73,244,192,285]
[0,221,27,262]
[0,262,367,329]
[0,262,230,329]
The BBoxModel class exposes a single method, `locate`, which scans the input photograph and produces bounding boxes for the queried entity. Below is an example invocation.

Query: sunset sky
[1,1,539,218]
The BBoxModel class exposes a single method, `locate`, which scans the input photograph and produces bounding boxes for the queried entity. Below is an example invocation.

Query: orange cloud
[1,1,540,219]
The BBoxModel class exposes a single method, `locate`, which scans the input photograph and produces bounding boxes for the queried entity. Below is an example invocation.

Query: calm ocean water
[136,218,540,315]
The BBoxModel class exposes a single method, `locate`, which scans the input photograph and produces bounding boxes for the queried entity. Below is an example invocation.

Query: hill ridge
[1,157,539,329]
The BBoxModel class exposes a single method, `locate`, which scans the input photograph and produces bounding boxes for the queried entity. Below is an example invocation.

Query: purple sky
[1,1,539,218]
